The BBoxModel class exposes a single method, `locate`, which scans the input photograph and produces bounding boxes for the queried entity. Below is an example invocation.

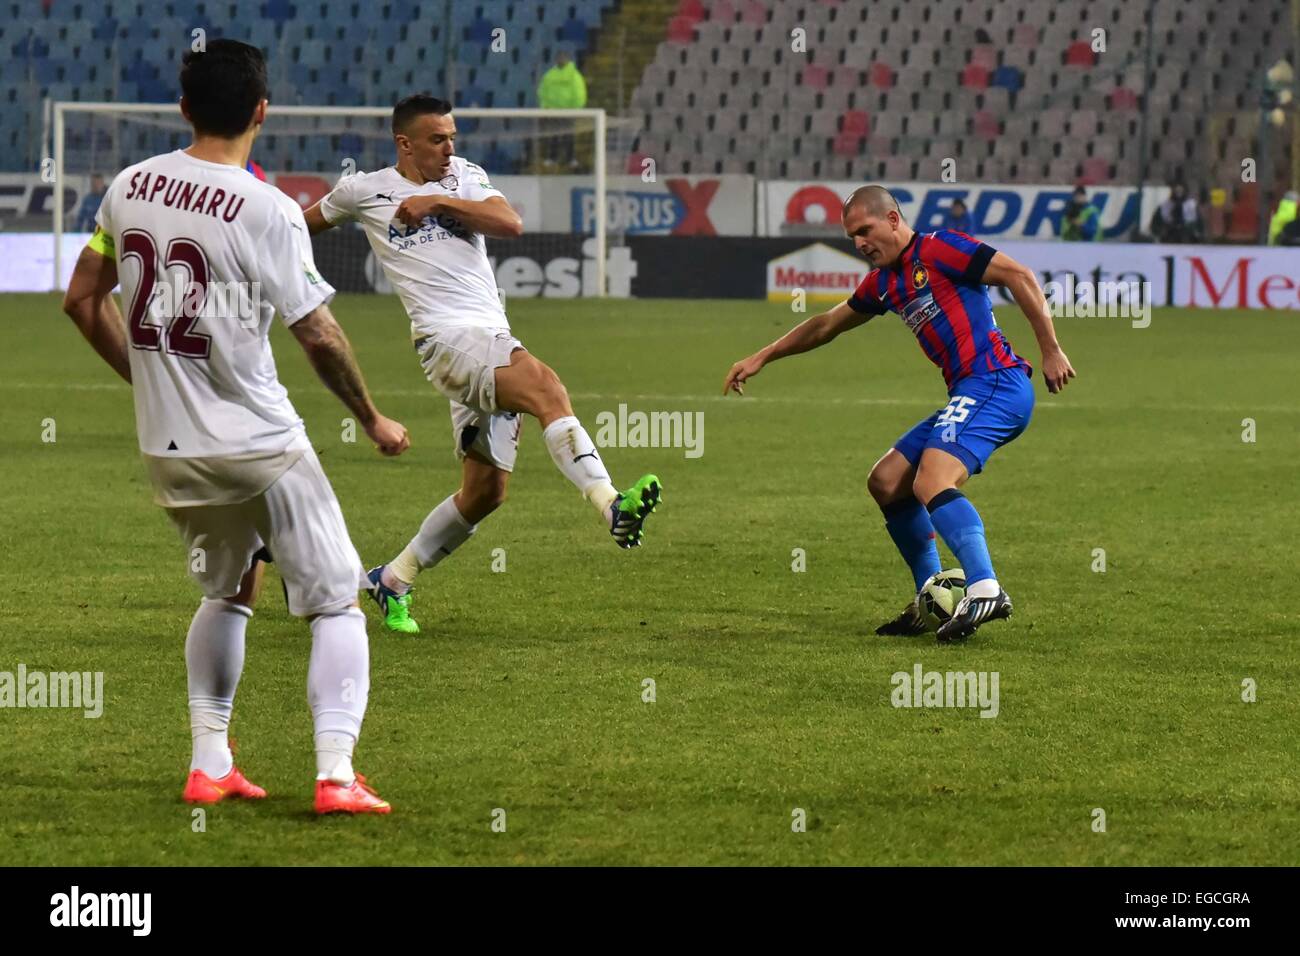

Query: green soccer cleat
[365,566,420,634]
[609,474,662,548]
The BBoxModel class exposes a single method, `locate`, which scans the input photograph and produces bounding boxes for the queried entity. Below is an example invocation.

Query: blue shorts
[893,367,1035,476]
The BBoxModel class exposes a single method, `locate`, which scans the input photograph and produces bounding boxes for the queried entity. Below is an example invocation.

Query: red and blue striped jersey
[846,230,1032,391]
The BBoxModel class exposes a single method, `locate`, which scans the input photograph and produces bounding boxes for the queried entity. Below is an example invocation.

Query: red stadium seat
[802,64,830,89]
[666,15,698,43]
[625,151,648,174]
[833,131,863,156]
[870,62,894,88]
[969,45,997,70]
[1079,157,1111,183]
[676,0,706,19]
[740,0,766,25]
[1065,41,1096,67]
[840,109,869,136]
[1108,87,1140,110]
[961,64,990,88]
[707,0,737,22]
[1012,24,1038,46]
[973,110,1001,140]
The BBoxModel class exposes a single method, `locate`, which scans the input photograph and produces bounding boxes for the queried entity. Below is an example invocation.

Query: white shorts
[164,447,366,618]
[415,325,525,472]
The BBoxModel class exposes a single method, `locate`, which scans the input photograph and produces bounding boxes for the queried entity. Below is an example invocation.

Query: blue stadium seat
[388,0,418,22]
[297,40,328,67]
[34,58,61,85]
[120,18,154,42]
[263,0,295,26]
[372,20,403,47]
[1,60,28,85]
[559,17,589,46]
[465,16,494,45]
[64,61,92,85]
[65,21,94,48]
[992,65,1023,92]
[92,17,118,42]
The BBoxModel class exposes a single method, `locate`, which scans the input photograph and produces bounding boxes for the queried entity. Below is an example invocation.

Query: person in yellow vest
[537,52,588,169]
[1268,191,1298,245]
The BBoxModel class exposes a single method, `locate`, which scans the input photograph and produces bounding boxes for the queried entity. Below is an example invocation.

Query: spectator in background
[1150,182,1202,243]
[1268,190,1298,245]
[537,51,587,169]
[1060,185,1100,241]
[944,197,975,233]
[74,173,106,232]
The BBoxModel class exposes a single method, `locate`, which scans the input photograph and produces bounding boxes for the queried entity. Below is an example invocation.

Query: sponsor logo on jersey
[901,291,942,331]
[438,175,458,190]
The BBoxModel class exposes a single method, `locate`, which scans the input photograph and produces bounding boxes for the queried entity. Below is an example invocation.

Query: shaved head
[843,184,901,221]
[842,185,913,268]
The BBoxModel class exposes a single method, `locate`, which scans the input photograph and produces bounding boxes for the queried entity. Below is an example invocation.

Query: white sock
[185,598,252,779]
[541,415,618,516]
[384,494,476,591]
[308,608,369,785]
[966,578,1001,599]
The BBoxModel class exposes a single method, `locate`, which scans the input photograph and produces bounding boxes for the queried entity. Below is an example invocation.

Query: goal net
[51,104,613,297]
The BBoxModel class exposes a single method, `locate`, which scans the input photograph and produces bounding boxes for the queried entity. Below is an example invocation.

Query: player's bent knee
[868,455,912,506]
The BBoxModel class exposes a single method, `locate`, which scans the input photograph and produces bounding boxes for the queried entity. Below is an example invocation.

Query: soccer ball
[918,569,967,632]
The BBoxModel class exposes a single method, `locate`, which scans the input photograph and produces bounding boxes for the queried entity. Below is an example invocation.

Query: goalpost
[51,102,610,295]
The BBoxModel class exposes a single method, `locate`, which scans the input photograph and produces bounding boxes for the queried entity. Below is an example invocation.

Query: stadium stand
[1,0,1295,236]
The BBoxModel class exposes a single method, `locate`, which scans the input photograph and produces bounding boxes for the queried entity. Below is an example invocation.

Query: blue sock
[881,498,943,592]
[926,489,995,586]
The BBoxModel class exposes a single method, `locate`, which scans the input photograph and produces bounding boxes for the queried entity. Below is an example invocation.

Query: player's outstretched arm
[983,251,1077,394]
[62,242,132,384]
[394,194,523,238]
[723,300,869,395]
[290,305,410,456]
[302,201,336,235]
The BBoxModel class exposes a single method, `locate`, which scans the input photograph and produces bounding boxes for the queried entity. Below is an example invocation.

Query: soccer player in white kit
[61,40,408,814]
[303,94,662,635]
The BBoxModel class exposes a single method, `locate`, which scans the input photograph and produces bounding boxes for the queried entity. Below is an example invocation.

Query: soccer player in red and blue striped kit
[724,185,1076,642]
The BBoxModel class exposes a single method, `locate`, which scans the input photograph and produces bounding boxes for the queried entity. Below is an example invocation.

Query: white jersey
[318,157,509,335]
[96,150,334,467]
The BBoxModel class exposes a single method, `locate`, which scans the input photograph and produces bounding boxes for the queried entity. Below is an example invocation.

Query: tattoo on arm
[291,308,378,425]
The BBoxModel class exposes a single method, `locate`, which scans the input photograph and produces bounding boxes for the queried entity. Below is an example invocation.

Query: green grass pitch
[1,292,1297,865]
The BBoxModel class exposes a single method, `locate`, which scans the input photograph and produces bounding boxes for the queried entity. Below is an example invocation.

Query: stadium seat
[1108,87,1140,110]
[991,65,1022,92]
[1064,41,1096,67]
[801,64,830,89]
[676,0,706,19]
[263,0,295,26]
[739,0,767,26]
[666,16,698,43]
[708,0,738,23]
[1079,156,1111,184]
[960,64,990,88]
[832,131,864,157]
[869,62,893,87]
[969,44,997,70]
[558,17,589,45]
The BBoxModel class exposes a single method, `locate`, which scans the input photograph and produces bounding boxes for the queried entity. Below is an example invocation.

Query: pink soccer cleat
[314,772,392,815]
[183,766,268,804]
